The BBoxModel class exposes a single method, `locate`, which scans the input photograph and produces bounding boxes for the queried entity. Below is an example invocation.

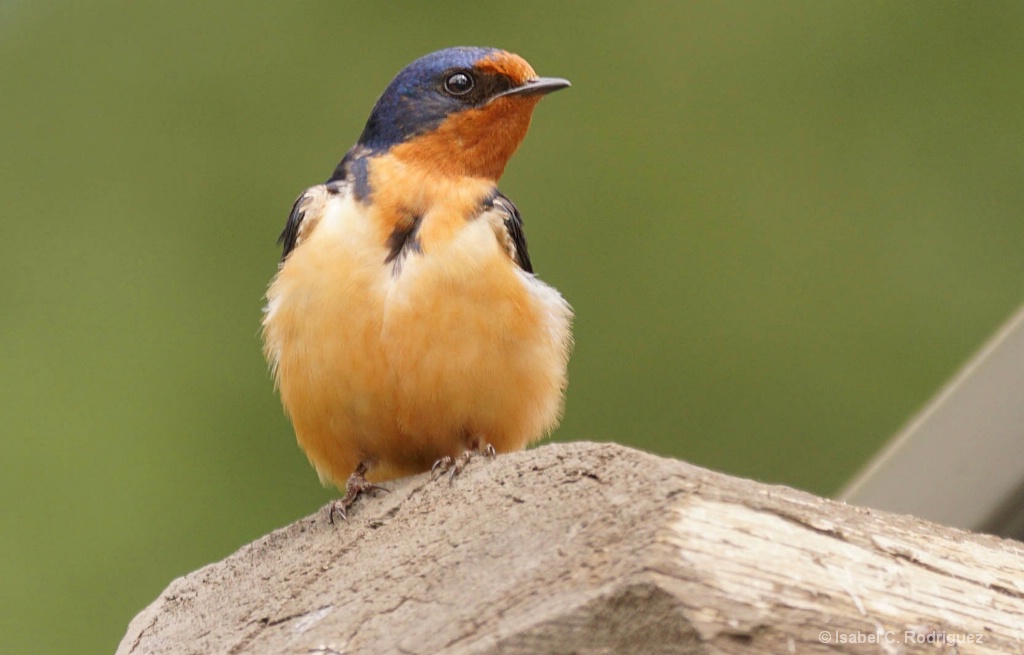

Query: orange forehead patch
[476,51,537,85]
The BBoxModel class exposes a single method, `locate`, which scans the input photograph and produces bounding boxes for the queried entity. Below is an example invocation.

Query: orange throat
[365,153,495,253]
[389,95,542,182]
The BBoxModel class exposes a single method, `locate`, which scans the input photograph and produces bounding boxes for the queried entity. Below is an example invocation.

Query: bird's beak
[490,77,571,102]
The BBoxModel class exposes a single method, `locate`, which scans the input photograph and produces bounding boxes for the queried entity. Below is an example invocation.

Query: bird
[261,47,574,520]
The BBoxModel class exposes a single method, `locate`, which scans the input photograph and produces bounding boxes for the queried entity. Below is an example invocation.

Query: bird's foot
[328,464,388,524]
[430,442,497,483]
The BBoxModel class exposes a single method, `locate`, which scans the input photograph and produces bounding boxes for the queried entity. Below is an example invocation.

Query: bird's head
[356,47,569,182]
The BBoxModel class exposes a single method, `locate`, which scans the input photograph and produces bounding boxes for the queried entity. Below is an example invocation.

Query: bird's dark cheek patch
[351,157,372,203]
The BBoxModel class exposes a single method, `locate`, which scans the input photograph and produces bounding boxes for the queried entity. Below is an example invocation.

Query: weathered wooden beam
[118,442,1024,654]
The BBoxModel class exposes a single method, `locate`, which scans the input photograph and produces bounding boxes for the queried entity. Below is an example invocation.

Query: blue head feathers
[356,47,502,151]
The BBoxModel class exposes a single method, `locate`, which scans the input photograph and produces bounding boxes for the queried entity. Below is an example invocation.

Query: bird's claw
[328,467,388,524]
[430,456,454,480]
[327,499,351,524]
[430,443,496,484]
[431,453,469,483]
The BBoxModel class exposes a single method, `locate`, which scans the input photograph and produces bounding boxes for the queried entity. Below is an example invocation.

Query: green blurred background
[2,2,1022,652]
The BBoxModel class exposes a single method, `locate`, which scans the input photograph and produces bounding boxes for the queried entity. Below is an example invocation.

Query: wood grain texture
[117,442,1024,655]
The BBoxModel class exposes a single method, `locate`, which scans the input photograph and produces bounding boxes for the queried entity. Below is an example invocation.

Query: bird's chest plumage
[263,189,572,484]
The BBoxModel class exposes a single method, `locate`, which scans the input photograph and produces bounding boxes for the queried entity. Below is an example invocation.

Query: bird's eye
[444,72,475,96]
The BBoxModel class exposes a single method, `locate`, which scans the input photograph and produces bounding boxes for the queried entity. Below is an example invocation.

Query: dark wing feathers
[277,191,309,262]
[279,180,534,274]
[490,191,534,274]
[279,149,368,262]
[277,182,344,262]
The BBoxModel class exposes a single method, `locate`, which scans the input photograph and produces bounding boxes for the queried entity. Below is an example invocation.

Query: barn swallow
[262,47,574,520]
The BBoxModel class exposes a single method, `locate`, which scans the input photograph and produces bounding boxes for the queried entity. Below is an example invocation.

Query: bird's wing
[278,185,331,262]
[489,191,534,274]
[279,148,370,262]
